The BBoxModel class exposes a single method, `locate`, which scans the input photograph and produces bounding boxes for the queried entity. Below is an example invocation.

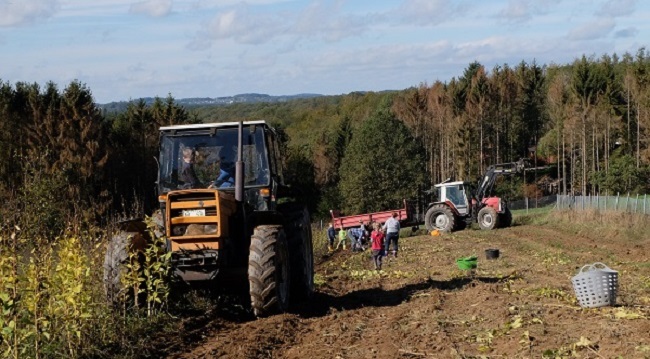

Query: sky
[1,0,648,104]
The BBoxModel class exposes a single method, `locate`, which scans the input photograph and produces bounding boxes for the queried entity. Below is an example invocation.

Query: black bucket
[485,249,500,260]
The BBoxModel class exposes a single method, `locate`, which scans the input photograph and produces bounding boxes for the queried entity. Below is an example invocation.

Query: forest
[1,48,650,358]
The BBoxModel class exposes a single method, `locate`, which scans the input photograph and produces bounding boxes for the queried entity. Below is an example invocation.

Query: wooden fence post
[615,193,619,211]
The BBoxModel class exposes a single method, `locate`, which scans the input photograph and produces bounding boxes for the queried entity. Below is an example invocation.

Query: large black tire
[454,219,467,231]
[283,206,314,301]
[478,206,499,230]
[248,225,290,317]
[500,208,513,228]
[103,232,132,308]
[424,204,456,233]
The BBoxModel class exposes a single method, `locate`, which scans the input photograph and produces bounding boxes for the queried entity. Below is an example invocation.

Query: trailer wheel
[500,208,513,228]
[478,207,499,230]
[248,225,290,317]
[424,204,456,233]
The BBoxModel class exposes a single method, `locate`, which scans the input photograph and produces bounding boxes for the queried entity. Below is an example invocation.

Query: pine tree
[338,99,426,214]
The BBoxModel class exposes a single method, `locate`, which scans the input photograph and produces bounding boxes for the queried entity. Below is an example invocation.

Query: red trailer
[330,199,414,230]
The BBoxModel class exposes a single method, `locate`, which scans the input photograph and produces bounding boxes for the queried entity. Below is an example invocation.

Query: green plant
[0,232,19,359]
[48,235,94,357]
[142,217,171,317]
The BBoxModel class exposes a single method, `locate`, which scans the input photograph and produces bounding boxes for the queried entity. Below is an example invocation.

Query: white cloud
[597,0,637,17]
[202,6,286,44]
[195,1,373,47]
[0,0,59,27]
[394,0,457,26]
[129,0,172,17]
[498,0,533,22]
[292,1,372,42]
[567,18,616,41]
[496,0,560,23]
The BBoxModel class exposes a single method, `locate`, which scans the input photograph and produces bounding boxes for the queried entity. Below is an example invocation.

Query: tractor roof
[434,180,466,188]
[159,120,267,132]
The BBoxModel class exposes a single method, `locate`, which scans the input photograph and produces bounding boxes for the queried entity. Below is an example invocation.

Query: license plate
[182,209,205,217]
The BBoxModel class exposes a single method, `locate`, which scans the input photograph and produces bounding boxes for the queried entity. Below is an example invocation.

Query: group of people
[326,212,401,270]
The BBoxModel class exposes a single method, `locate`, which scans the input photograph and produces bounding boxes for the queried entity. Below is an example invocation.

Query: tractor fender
[426,201,462,217]
[248,210,285,228]
[481,197,504,213]
[114,218,149,252]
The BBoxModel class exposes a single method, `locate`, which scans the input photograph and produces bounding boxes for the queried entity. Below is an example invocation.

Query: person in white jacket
[382,212,401,257]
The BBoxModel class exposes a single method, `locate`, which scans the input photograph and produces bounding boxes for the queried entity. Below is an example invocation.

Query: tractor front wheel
[478,207,499,230]
[103,232,137,309]
[248,225,290,317]
[424,204,456,233]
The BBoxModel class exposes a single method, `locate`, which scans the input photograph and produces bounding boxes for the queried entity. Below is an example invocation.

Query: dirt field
[166,211,650,359]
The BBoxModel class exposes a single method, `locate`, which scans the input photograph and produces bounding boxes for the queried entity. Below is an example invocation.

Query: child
[336,227,347,250]
[370,223,385,270]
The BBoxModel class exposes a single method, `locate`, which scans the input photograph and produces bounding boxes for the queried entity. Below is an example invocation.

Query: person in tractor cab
[208,158,235,189]
[180,147,202,188]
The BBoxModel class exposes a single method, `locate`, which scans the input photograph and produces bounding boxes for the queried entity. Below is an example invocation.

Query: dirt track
[167,214,650,359]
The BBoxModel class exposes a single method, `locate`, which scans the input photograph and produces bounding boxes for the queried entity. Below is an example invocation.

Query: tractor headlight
[172,225,187,236]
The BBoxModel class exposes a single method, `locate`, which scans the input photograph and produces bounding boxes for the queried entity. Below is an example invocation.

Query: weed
[476,330,495,352]
[528,286,575,304]
[313,273,326,287]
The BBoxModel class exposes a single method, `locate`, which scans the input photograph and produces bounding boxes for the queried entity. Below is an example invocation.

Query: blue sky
[1,0,648,103]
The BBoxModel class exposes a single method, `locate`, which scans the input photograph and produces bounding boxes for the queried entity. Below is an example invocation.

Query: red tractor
[424,160,528,233]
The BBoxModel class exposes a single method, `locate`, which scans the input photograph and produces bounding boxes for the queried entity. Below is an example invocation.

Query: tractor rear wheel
[499,208,513,228]
[282,205,314,301]
[424,204,456,233]
[478,207,499,230]
[248,225,290,317]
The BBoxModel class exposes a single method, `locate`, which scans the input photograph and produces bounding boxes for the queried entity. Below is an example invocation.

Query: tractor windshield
[446,184,468,207]
[157,125,270,194]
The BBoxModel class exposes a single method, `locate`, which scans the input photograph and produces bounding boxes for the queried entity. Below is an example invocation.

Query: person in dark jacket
[326,223,336,252]
[347,221,367,252]
[180,147,202,188]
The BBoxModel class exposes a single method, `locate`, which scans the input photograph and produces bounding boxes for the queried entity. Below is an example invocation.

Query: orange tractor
[104,121,313,317]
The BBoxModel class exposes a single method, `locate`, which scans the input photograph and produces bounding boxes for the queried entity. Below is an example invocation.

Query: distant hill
[99,93,324,113]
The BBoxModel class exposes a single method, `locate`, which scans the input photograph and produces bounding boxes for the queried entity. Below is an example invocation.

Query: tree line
[2,49,650,235]
[195,49,650,217]
[0,80,195,238]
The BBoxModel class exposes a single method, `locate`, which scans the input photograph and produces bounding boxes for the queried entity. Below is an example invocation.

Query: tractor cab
[434,181,470,215]
[157,121,283,212]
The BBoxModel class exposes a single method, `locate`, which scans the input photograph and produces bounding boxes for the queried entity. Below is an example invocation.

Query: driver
[208,158,235,189]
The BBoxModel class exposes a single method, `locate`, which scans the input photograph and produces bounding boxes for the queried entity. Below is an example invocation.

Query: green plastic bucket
[456,256,478,270]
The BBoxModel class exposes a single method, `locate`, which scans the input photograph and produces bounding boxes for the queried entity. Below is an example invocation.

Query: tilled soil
[167,215,650,359]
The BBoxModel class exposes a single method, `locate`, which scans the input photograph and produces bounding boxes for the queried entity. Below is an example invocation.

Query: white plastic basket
[571,262,618,308]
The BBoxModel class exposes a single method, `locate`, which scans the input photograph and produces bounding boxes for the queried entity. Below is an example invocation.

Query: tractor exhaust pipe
[235,121,244,202]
